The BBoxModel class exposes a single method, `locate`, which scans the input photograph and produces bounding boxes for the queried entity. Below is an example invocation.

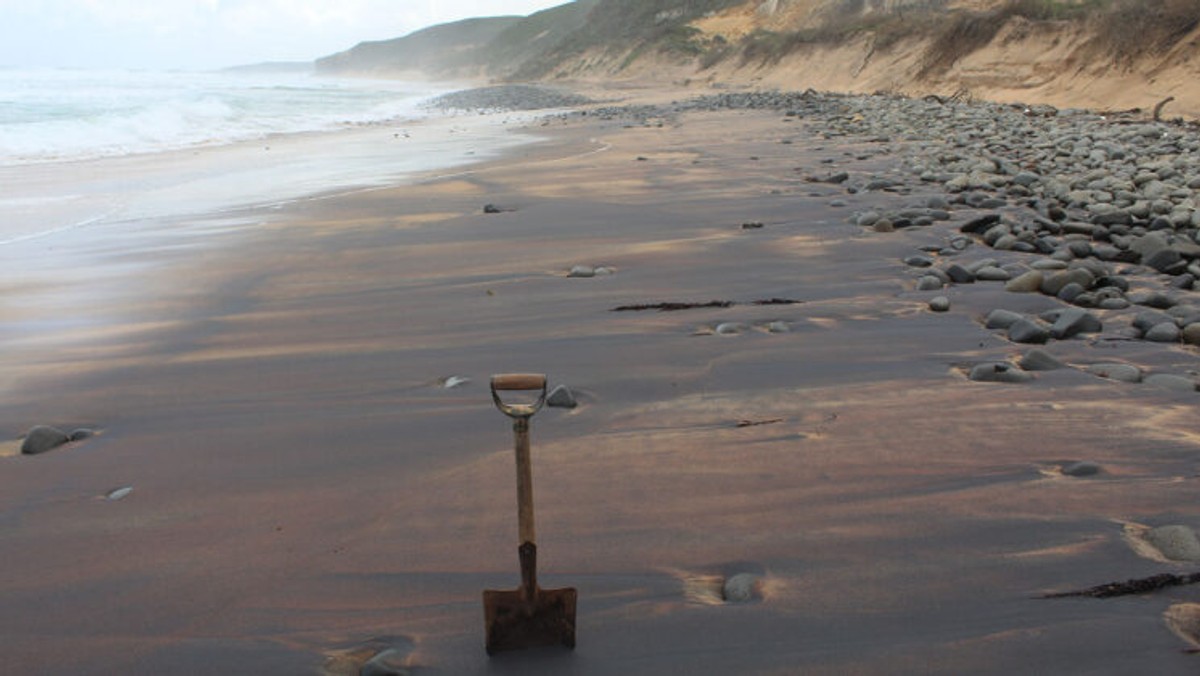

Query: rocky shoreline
[551,87,1200,390]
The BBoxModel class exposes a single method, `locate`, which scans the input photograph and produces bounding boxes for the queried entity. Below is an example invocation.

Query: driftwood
[612,299,802,312]
[736,418,784,428]
[1154,96,1176,122]
[1041,572,1200,599]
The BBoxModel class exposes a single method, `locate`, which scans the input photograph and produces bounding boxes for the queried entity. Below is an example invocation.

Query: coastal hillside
[314,16,524,77]
[315,1,600,79]
[316,0,1200,118]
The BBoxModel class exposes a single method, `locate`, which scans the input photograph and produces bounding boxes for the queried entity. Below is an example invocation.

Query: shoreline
[3,83,1200,673]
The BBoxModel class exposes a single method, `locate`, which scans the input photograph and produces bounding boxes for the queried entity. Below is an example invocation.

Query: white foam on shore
[0,111,544,246]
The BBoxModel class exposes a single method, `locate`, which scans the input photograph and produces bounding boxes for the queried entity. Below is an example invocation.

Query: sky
[0,0,574,70]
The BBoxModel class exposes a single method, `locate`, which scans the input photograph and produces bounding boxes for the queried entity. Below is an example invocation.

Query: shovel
[483,373,577,655]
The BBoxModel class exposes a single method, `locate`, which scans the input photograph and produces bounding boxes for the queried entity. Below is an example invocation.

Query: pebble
[1005,270,1044,293]
[969,362,1034,383]
[1008,318,1050,344]
[1061,461,1102,477]
[1049,308,1103,339]
[1145,323,1181,342]
[929,296,951,312]
[1019,349,1066,371]
[546,385,578,409]
[722,573,763,603]
[567,265,597,278]
[916,275,943,291]
[715,322,743,336]
[20,425,70,455]
[1085,363,1142,383]
[985,309,1025,329]
[1144,373,1197,392]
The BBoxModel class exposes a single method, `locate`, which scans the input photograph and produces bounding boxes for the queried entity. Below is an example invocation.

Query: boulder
[1019,349,1066,371]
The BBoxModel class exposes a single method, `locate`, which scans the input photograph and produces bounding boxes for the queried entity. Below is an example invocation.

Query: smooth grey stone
[975,266,1011,282]
[1133,310,1174,332]
[904,255,935,268]
[765,321,791,334]
[547,385,578,409]
[1030,259,1069,270]
[567,265,596,278]
[1061,461,1102,477]
[1085,363,1142,383]
[916,275,943,291]
[856,211,881,227]
[1145,373,1197,392]
[1005,270,1044,293]
[1145,323,1182,343]
[929,296,951,312]
[1008,318,1050,344]
[1019,349,1066,371]
[20,425,70,455]
[1040,269,1094,296]
[968,362,1034,383]
[1050,308,1103,339]
[1145,248,1184,273]
[944,264,975,284]
[1057,282,1086,303]
[715,322,743,336]
[1145,525,1200,561]
[1183,323,1200,345]
[985,309,1025,330]
[1129,291,1175,309]
[69,428,95,442]
[723,573,762,603]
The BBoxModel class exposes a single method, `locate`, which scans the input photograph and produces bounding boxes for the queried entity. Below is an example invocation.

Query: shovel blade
[483,586,577,655]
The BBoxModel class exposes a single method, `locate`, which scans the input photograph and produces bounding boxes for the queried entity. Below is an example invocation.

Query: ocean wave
[0,69,449,165]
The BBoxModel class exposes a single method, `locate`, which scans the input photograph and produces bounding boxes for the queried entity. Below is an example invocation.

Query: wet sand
[3,94,1200,674]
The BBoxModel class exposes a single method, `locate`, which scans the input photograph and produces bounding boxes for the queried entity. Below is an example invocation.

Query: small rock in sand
[567,265,596,278]
[929,296,950,312]
[546,385,578,409]
[1144,373,1198,392]
[1007,318,1050,344]
[1145,525,1200,562]
[1019,349,1066,371]
[715,322,744,336]
[968,362,1034,383]
[1060,461,1102,477]
[722,573,762,603]
[1085,363,1142,383]
[20,425,70,455]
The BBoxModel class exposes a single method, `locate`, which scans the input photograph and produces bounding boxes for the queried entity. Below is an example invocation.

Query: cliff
[316,0,1200,118]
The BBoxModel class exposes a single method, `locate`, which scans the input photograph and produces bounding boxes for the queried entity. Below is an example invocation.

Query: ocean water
[0,68,448,165]
[0,69,540,245]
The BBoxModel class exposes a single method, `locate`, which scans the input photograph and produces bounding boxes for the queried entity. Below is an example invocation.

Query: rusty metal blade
[483,586,577,655]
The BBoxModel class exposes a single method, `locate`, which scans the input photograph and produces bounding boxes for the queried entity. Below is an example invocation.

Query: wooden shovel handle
[491,374,547,391]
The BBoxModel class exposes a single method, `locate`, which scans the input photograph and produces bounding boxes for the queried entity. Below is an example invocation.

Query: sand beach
[3,83,1200,674]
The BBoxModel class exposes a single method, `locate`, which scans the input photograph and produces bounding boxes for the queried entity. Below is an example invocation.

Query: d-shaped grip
[491,374,548,419]
[491,374,547,391]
